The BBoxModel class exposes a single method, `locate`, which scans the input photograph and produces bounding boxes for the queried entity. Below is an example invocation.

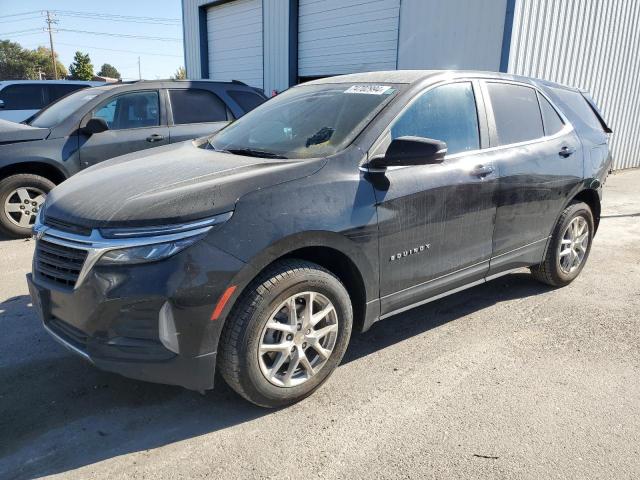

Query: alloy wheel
[258,291,339,387]
[558,215,589,274]
[3,187,46,228]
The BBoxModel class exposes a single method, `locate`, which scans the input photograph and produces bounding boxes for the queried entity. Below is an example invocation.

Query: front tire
[0,174,54,238]
[531,201,594,287]
[218,260,353,408]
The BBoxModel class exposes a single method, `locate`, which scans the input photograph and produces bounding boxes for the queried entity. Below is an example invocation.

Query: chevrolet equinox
[27,71,612,407]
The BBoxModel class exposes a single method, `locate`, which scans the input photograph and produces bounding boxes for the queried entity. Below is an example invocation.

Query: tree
[34,46,67,79]
[97,63,121,79]
[171,66,186,80]
[0,40,66,79]
[68,51,94,80]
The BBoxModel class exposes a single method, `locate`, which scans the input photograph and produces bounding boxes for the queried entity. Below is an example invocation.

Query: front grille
[44,216,92,236]
[35,239,88,288]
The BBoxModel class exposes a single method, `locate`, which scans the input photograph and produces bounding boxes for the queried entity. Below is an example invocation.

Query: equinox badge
[390,243,431,261]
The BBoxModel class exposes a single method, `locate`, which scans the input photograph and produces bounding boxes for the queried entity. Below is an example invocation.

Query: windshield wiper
[226,148,288,159]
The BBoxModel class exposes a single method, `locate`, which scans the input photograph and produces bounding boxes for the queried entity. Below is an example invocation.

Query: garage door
[298,0,400,79]
[207,0,263,89]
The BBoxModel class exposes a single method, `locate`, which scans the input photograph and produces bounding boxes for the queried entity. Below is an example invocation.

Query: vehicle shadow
[0,272,551,479]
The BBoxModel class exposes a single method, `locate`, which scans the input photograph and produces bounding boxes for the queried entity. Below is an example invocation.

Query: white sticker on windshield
[344,85,393,95]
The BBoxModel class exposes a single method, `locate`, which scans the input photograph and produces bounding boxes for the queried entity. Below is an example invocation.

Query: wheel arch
[216,231,378,336]
[571,188,601,232]
[0,160,67,185]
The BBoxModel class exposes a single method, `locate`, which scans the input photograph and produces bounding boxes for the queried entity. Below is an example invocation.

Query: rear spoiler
[580,91,612,133]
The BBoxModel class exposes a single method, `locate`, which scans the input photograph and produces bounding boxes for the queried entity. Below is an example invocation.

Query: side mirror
[0,99,5,109]
[369,136,447,169]
[82,117,109,135]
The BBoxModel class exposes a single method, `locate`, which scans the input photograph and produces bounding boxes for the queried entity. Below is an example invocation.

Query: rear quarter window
[549,87,604,132]
[227,90,266,115]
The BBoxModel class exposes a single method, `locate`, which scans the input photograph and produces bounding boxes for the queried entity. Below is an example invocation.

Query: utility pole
[44,10,58,80]
[138,56,141,80]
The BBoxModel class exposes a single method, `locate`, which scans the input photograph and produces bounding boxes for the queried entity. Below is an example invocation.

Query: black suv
[0,80,266,237]
[27,71,612,407]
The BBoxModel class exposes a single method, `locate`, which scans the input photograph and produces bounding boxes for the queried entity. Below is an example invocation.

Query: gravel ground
[0,169,638,480]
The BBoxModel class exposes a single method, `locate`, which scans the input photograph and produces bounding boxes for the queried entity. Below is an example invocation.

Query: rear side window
[169,89,227,124]
[48,84,88,103]
[487,83,543,145]
[391,82,479,155]
[550,87,603,131]
[227,90,266,114]
[0,84,45,110]
[538,93,564,136]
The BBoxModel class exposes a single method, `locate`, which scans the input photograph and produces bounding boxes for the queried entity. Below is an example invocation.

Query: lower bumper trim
[43,321,94,364]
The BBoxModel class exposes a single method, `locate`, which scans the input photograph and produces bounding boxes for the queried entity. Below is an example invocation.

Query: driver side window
[93,91,160,130]
[391,82,480,156]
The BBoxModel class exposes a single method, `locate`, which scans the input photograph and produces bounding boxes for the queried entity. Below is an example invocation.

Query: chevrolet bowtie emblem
[390,243,431,261]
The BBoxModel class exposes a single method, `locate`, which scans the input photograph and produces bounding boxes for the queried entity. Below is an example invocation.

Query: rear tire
[218,259,353,408]
[0,174,54,238]
[530,201,594,287]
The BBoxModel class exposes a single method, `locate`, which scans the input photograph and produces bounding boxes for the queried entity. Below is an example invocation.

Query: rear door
[79,89,170,168]
[483,81,583,275]
[370,80,498,316]
[166,88,230,143]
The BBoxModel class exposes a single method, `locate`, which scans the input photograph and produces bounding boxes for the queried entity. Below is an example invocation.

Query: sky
[0,0,184,80]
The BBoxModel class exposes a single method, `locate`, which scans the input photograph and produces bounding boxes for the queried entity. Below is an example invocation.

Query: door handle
[146,134,164,143]
[559,146,575,157]
[471,164,494,177]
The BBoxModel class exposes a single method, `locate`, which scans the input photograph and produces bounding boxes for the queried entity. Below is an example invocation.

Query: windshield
[28,89,102,128]
[209,83,399,159]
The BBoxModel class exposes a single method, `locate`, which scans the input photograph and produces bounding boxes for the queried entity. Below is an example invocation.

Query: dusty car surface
[0,79,266,237]
[27,70,611,407]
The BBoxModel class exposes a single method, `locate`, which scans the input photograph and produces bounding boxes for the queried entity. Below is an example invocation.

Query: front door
[369,81,498,316]
[79,90,169,168]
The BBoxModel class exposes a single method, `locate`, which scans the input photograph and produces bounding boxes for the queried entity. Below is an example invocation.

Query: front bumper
[27,228,246,392]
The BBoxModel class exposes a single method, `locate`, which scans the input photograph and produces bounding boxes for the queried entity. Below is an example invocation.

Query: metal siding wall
[298,0,400,77]
[207,0,264,89]
[397,0,507,71]
[182,0,214,79]
[509,0,640,170]
[263,0,290,95]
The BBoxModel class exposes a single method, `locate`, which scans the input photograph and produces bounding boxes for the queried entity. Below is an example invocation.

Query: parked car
[0,79,267,237]
[27,70,611,407]
[0,80,103,123]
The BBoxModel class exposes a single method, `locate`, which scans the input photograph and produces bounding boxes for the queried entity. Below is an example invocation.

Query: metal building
[182,0,640,170]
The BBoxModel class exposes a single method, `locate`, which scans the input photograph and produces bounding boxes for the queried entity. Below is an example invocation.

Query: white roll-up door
[298,0,400,78]
[207,0,263,89]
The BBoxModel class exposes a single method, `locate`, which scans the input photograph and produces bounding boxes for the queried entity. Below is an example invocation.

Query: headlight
[97,235,205,265]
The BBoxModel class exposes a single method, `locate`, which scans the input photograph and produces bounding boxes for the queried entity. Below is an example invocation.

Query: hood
[0,118,50,144]
[44,140,324,229]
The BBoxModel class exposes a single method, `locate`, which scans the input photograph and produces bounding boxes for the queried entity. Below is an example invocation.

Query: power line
[52,10,180,26]
[0,28,42,35]
[0,15,42,24]
[0,10,41,19]
[54,42,182,58]
[55,28,182,42]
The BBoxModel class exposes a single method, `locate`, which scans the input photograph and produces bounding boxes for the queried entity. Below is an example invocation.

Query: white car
[0,80,104,123]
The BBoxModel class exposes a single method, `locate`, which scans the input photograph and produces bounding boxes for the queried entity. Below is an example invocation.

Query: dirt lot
[1,169,638,480]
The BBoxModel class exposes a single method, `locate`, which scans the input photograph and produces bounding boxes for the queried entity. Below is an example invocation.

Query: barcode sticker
[344,85,393,95]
